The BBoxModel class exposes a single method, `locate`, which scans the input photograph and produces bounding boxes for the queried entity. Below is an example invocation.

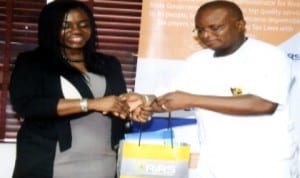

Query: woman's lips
[69,36,83,43]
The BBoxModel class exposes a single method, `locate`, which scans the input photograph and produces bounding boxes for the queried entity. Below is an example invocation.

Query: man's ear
[236,20,246,32]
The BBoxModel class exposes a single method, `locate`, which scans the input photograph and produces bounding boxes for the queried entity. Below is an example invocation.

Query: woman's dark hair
[38,0,99,73]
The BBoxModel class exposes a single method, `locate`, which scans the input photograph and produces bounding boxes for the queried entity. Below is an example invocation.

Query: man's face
[194,7,245,56]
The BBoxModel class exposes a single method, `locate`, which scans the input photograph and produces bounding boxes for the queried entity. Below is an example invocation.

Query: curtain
[0,0,142,141]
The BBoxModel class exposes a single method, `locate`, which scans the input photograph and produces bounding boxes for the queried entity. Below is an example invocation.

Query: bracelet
[143,95,149,104]
[80,98,88,112]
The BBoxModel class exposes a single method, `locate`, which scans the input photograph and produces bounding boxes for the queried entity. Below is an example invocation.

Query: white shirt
[173,38,297,178]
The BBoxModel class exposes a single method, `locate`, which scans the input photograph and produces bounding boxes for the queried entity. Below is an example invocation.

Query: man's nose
[199,30,212,39]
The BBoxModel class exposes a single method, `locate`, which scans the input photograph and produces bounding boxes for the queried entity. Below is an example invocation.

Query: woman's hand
[119,93,156,122]
[89,95,130,119]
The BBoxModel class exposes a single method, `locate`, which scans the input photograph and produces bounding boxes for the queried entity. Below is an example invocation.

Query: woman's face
[60,8,92,50]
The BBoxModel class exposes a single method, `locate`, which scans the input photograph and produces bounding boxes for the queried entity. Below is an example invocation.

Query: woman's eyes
[79,21,90,28]
[61,21,90,29]
[62,22,70,29]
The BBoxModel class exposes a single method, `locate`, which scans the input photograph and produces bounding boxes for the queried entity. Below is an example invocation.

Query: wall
[0,143,16,178]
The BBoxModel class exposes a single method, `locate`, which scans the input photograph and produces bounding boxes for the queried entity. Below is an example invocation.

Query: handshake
[98,91,193,123]
[114,93,157,123]
[82,90,192,123]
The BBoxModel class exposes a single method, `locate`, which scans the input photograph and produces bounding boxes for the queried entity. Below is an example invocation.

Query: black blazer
[9,49,129,178]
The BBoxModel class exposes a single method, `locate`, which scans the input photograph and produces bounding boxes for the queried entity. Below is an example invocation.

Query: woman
[9,1,148,177]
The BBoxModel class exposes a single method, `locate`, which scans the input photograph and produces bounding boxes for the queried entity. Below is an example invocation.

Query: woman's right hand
[89,95,130,119]
[119,93,156,122]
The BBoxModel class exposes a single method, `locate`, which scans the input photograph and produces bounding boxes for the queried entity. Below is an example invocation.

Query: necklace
[65,58,84,63]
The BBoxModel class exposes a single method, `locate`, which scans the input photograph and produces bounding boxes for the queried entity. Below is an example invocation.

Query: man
[153,1,297,178]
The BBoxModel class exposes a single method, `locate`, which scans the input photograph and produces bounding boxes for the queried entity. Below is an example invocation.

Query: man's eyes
[194,25,225,34]
[210,25,224,32]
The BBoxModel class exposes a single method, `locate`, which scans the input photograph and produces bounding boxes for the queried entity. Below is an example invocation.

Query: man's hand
[155,91,193,111]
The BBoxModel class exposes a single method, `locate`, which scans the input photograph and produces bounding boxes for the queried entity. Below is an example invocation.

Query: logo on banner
[288,53,300,61]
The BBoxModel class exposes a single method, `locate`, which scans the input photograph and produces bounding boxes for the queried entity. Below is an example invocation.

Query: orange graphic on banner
[138,0,300,60]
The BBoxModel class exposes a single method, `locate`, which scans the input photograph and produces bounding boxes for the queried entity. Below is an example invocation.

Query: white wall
[0,143,16,178]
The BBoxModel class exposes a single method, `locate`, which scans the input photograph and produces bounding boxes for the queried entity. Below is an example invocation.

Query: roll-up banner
[134,1,300,177]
